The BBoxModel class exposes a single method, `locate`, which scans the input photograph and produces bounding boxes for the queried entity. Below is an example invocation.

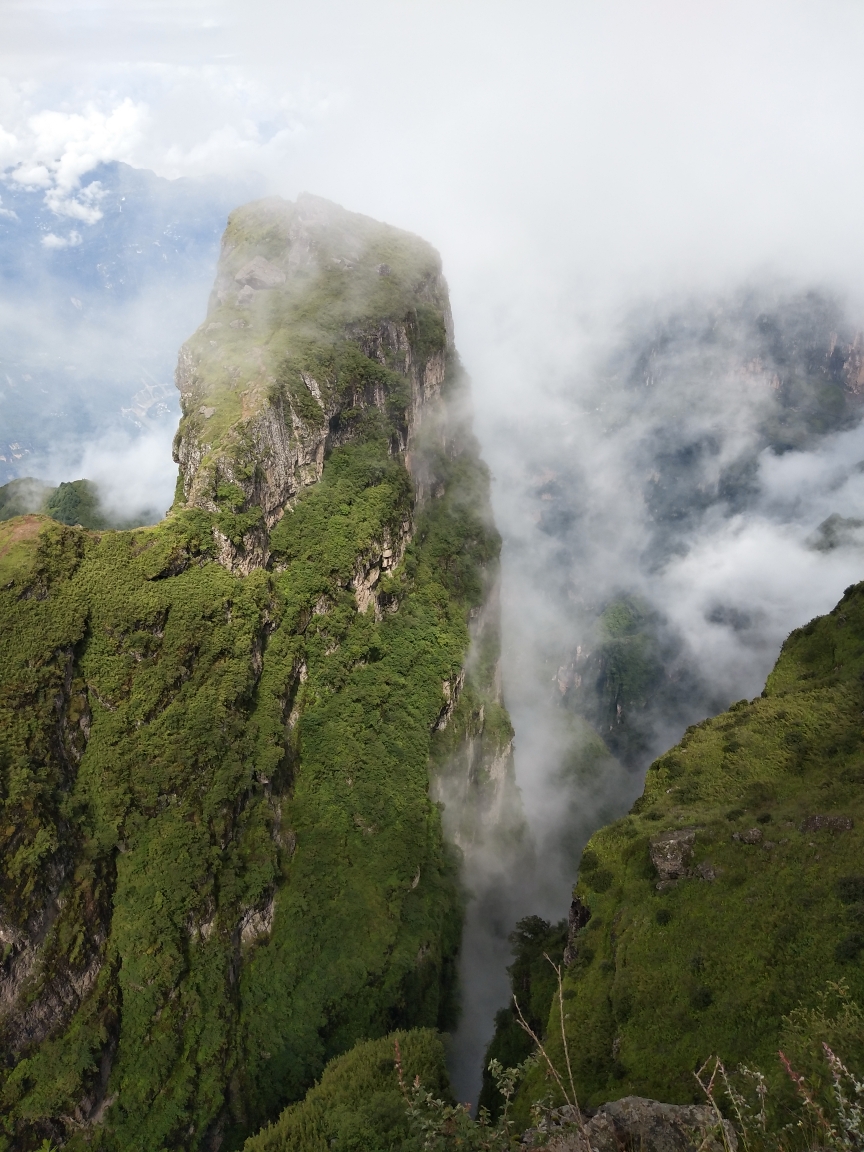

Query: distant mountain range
[0,160,257,482]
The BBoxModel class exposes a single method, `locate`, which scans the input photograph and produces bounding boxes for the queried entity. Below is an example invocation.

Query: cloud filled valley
[3,2,864,1143]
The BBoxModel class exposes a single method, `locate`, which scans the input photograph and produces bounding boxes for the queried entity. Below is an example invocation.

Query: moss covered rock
[0,196,515,1151]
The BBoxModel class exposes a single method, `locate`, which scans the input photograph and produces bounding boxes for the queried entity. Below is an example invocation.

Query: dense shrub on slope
[519,583,864,1123]
[0,478,125,531]
[0,197,513,1151]
[476,916,567,1119]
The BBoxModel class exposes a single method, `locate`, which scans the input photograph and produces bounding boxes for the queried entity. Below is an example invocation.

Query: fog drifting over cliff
[6,0,864,1104]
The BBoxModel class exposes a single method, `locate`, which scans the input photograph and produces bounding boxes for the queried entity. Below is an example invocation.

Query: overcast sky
[4,0,864,323]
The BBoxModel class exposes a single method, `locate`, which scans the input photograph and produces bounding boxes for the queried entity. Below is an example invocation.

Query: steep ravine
[487,582,864,1135]
[0,195,519,1150]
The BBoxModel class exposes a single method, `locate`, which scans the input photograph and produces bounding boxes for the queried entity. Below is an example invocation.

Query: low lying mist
[0,160,256,521]
[449,283,864,1103]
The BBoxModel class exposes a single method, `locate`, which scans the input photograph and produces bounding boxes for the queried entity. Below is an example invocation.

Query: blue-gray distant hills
[0,160,257,482]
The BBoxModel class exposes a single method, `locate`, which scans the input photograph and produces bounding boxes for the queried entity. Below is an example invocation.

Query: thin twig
[693,1057,737,1152]
[514,974,591,1152]
[779,1050,836,1138]
[513,994,572,1109]
[717,1062,750,1152]
[544,953,579,1109]
[544,951,592,1152]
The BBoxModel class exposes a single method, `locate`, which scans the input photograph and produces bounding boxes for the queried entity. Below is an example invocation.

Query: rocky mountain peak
[172,194,454,572]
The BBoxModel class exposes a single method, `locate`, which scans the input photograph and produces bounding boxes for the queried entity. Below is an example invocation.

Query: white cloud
[44,177,106,223]
[10,162,50,188]
[41,229,82,248]
[3,97,146,222]
[0,124,18,168]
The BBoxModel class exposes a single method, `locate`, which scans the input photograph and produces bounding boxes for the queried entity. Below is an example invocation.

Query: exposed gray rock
[234,255,287,289]
[239,896,275,946]
[801,814,853,833]
[650,829,696,882]
[433,668,466,731]
[732,827,762,844]
[524,1096,736,1152]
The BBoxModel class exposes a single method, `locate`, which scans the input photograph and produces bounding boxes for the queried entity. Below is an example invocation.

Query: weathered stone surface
[649,829,696,881]
[173,194,455,574]
[524,1096,736,1152]
[732,827,763,844]
[801,814,853,833]
[234,255,287,289]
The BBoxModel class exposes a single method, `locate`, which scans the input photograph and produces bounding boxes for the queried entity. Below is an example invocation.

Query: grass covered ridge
[519,582,864,1123]
[243,1029,452,1152]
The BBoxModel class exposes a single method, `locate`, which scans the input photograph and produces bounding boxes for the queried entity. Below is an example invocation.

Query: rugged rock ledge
[172,193,455,574]
[523,1097,737,1152]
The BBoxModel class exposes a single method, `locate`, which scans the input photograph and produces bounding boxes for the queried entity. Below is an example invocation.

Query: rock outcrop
[563,896,592,966]
[525,1098,736,1152]
[649,828,695,883]
[172,193,454,574]
[0,196,516,1151]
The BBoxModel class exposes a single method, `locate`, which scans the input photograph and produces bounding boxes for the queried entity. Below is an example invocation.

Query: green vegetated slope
[528,583,864,1117]
[0,196,512,1151]
[0,478,121,532]
[565,595,672,768]
[244,1029,451,1152]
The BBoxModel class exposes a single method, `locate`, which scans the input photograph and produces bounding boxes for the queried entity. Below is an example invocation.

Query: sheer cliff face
[0,197,516,1150]
[172,193,454,574]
